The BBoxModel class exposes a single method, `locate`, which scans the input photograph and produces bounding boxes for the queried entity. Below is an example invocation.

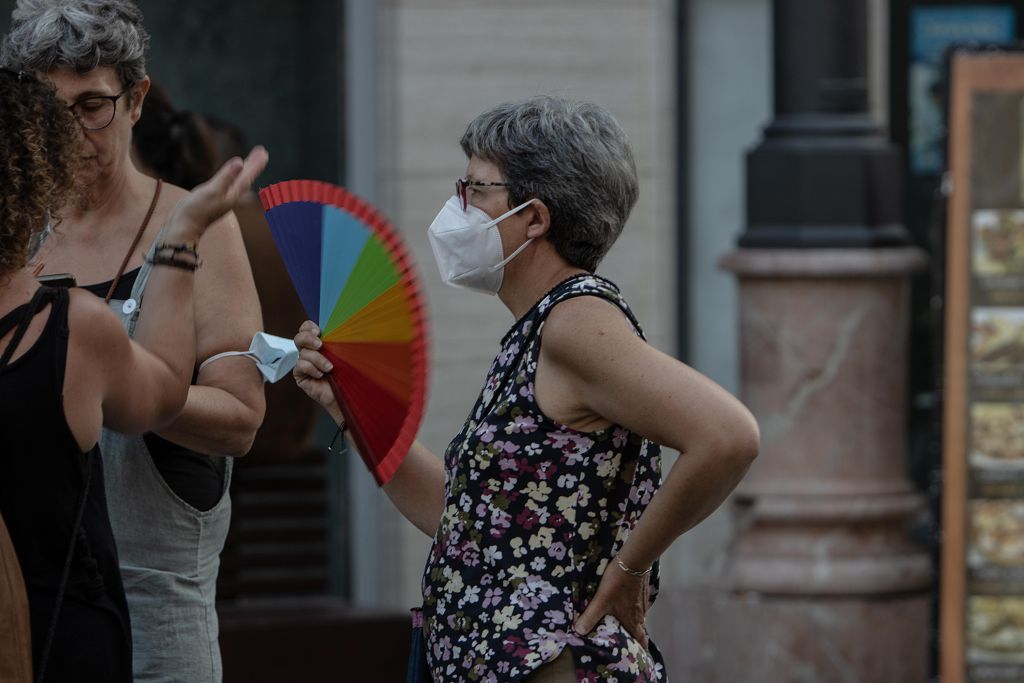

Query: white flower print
[461,585,481,605]
[524,481,552,502]
[483,546,503,566]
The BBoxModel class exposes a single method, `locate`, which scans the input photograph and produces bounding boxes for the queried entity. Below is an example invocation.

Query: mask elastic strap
[198,350,264,373]
[483,199,535,228]
[485,199,537,272]
[488,238,534,272]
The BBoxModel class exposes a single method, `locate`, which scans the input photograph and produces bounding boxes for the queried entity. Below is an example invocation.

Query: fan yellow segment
[322,282,414,343]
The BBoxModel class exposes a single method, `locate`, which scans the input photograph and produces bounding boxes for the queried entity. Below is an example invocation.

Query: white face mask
[427,195,535,295]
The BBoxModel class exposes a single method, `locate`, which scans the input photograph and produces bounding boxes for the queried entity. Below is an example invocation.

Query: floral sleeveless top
[421,274,666,682]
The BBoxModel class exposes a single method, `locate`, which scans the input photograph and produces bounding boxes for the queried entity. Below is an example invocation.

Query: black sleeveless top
[81,268,224,511]
[0,286,132,682]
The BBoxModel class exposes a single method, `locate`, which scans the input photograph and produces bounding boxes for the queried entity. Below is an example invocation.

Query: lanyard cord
[104,178,162,304]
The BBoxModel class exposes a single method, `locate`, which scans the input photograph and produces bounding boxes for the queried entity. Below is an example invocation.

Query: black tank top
[80,269,224,511]
[0,286,132,681]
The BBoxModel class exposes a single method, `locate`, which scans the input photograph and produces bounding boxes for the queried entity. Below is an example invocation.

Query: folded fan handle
[326,374,386,486]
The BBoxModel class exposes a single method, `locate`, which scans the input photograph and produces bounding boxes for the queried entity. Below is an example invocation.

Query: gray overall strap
[110,226,165,337]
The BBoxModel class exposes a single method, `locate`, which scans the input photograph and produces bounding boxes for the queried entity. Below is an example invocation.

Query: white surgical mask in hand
[427,195,534,295]
[198,332,299,383]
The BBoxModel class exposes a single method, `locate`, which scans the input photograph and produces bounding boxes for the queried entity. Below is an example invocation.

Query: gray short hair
[460,96,639,272]
[1,0,149,86]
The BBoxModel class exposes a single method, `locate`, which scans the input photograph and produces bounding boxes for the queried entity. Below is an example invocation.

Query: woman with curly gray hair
[294,96,760,682]
[2,2,266,681]
[0,66,266,683]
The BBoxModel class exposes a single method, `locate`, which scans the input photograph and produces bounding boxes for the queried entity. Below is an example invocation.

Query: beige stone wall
[367,0,678,610]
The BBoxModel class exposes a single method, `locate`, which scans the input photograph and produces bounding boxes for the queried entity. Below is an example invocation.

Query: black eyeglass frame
[455,177,510,211]
[67,81,135,131]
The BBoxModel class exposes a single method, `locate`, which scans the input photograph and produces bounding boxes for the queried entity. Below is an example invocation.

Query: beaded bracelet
[147,241,202,271]
[153,241,199,258]
[146,253,201,271]
[616,558,653,578]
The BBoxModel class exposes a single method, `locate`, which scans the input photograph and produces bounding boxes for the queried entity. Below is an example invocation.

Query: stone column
[711,249,930,681]
[707,0,933,679]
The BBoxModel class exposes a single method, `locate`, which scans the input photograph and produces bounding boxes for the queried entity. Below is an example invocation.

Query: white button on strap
[122,298,137,315]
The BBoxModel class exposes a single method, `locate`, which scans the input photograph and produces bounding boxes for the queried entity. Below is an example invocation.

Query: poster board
[943,48,1024,683]
[909,6,1016,176]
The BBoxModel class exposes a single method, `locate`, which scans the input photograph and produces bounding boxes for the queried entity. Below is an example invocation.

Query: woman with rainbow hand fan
[294,96,760,682]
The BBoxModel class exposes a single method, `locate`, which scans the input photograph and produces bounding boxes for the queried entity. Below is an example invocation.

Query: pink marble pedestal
[704,248,932,681]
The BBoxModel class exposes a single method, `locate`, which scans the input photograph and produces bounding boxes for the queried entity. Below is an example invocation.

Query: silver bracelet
[616,558,653,578]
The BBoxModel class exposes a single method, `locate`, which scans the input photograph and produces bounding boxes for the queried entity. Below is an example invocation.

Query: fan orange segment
[321,341,413,402]
[322,282,414,343]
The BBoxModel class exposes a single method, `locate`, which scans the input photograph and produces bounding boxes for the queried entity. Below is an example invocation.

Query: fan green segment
[323,236,401,335]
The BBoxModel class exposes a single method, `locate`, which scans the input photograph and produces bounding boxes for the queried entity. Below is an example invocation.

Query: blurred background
[8,0,1024,680]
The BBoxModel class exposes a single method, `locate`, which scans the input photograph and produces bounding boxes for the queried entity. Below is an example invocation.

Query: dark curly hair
[0,68,80,275]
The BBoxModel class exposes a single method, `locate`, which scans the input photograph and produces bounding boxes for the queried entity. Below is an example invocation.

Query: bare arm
[537,297,759,643]
[68,290,189,438]
[382,440,445,536]
[151,202,266,457]
[293,321,446,535]
[73,149,269,440]
[542,297,759,564]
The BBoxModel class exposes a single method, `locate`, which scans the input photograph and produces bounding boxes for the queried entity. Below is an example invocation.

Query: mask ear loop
[488,238,534,272]
[485,199,537,272]
[482,199,535,228]
[198,350,265,373]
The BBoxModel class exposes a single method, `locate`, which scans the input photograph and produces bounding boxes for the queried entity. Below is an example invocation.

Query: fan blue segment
[319,205,371,330]
[265,201,322,320]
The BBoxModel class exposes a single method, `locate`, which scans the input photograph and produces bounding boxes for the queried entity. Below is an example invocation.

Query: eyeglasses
[456,177,509,211]
[67,82,134,131]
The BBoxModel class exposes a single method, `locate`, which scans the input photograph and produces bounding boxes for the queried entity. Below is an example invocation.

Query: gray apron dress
[100,235,233,683]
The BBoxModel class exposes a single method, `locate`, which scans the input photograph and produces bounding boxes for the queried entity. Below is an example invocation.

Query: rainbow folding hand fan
[258,180,428,485]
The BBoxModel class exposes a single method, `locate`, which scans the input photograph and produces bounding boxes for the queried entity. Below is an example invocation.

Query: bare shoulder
[197,203,246,263]
[66,288,130,350]
[160,180,191,203]
[540,294,643,372]
[544,294,638,352]
[148,180,189,228]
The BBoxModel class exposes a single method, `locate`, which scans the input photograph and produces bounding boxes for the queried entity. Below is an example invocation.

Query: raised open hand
[165,145,269,242]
